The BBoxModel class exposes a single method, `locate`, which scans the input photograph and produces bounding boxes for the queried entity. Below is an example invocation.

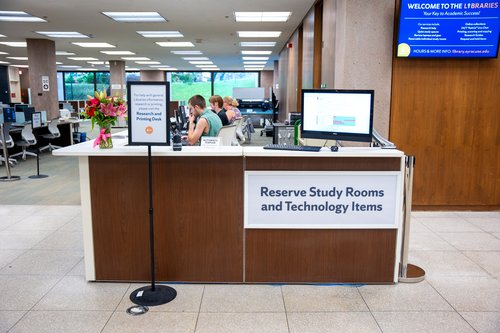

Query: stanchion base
[130,285,177,306]
[28,174,49,179]
[0,175,21,182]
[399,263,426,283]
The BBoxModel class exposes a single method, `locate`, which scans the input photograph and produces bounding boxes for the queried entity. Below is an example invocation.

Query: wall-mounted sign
[244,171,403,229]
[111,84,122,89]
[127,81,170,146]
[41,76,49,92]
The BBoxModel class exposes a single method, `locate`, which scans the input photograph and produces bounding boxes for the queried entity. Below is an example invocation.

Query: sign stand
[28,112,48,179]
[0,123,20,182]
[127,81,176,306]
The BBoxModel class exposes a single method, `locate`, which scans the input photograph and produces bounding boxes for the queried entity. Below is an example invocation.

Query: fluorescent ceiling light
[235,12,291,22]
[240,42,276,47]
[36,31,89,38]
[237,31,281,38]
[149,65,170,68]
[125,67,140,71]
[72,42,116,48]
[244,65,265,68]
[0,61,10,64]
[0,52,7,54]
[196,65,217,68]
[12,64,28,68]
[171,50,202,55]
[135,61,161,64]
[0,34,6,38]
[156,42,194,47]
[243,61,267,64]
[102,12,166,22]
[149,67,170,70]
[137,31,183,38]
[0,42,27,47]
[242,56,269,61]
[6,56,27,60]
[0,11,46,22]
[201,68,219,71]
[68,57,98,61]
[56,51,75,55]
[55,62,63,64]
[100,50,135,55]
[77,68,97,71]
[58,65,81,68]
[182,57,209,61]
[189,61,213,65]
[241,50,272,55]
[121,57,150,61]
[87,61,105,64]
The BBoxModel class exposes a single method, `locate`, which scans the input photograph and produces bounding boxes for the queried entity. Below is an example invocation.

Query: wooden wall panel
[390,58,500,208]
[302,9,315,90]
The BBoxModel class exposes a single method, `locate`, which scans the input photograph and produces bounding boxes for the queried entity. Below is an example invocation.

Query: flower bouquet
[82,91,127,149]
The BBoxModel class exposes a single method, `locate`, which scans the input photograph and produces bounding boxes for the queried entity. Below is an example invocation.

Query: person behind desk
[209,95,229,126]
[223,96,242,123]
[187,95,222,145]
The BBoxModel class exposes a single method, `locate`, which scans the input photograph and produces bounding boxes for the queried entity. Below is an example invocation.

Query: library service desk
[54,136,405,284]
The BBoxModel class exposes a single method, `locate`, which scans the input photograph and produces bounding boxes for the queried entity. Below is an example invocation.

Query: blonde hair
[223,96,239,107]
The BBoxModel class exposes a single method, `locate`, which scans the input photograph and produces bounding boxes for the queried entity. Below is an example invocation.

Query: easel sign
[127,81,170,146]
[31,112,42,129]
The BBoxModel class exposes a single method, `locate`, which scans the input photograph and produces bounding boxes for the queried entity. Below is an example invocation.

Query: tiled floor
[0,206,499,332]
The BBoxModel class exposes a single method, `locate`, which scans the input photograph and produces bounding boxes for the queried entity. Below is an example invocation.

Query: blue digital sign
[397,0,500,58]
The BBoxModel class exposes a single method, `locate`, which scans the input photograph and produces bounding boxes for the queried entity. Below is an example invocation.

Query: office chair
[0,123,17,167]
[10,124,37,160]
[217,124,237,146]
[39,119,62,152]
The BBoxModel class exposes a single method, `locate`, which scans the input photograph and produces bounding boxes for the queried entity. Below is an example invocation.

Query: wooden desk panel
[245,157,401,171]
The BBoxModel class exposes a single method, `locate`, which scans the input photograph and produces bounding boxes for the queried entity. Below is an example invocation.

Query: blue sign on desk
[397,0,500,58]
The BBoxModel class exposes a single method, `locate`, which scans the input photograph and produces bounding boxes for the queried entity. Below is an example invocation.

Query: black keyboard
[263,144,322,152]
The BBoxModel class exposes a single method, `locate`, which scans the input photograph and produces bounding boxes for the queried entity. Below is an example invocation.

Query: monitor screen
[179,105,188,126]
[301,89,374,143]
[397,0,500,58]
[24,107,36,122]
[2,107,16,123]
[15,104,29,112]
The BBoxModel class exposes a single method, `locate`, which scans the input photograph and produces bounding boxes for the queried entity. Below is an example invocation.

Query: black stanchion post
[130,145,176,306]
[29,147,48,179]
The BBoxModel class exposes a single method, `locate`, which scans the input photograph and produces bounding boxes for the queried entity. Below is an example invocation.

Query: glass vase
[99,125,113,149]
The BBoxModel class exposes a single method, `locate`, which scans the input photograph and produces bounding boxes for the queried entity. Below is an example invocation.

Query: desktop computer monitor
[300,89,374,143]
[15,104,29,112]
[14,111,25,124]
[179,105,188,128]
[2,107,17,123]
[24,107,36,122]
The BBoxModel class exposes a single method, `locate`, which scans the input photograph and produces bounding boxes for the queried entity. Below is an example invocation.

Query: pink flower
[100,102,116,117]
[116,104,127,117]
[90,98,100,106]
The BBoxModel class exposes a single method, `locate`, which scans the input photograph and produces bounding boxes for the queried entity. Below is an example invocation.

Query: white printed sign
[128,83,169,145]
[201,137,221,147]
[244,171,403,229]
[41,76,50,92]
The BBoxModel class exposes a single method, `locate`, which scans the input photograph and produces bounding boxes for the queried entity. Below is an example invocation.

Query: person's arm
[187,117,208,145]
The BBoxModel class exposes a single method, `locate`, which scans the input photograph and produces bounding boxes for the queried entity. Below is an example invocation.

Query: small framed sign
[127,81,171,146]
[31,112,42,129]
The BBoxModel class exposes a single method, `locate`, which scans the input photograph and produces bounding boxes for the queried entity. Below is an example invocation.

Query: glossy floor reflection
[0,206,499,332]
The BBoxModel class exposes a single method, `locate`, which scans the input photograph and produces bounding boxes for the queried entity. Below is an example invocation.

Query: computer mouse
[331,146,338,152]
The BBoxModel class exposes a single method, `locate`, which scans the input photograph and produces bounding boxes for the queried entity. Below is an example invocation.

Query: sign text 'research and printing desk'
[54,136,405,284]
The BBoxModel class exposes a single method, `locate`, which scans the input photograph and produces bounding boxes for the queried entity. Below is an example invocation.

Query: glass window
[213,72,259,98]
[169,72,212,104]
[64,72,95,100]
[126,72,140,82]
[95,72,110,95]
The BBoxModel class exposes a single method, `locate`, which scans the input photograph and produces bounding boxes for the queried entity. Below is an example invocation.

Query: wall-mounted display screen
[397,0,500,58]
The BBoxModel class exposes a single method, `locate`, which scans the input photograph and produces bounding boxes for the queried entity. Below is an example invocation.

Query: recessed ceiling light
[72,42,116,48]
[87,61,105,65]
[0,51,8,54]
[0,34,6,38]
[182,57,209,61]
[243,61,267,64]
[12,64,28,68]
[100,50,135,55]
[189,61,213,65]
[125,67,140,71]
[0,42,27,47]
[242,56,269,61]
[0,61,10,64]
[240,42,276,47]
[55,62,63,64]
[58,65,81,68]
[171,50,202,55]
[135,61,161,64]
[149,67,170,70]
[6,56,28,60]
[201,68,219,71]
[241,50,272,55]
[195,65,217,68]
[56,51,75,55]
[149,65,170,68]
[156,42,194,47]
[102,12,166,22]
[235,12,291,22]
[137,31,183,38]
[36,31,90,38]
[0,11,46,22]
[68,57,99,61]
[237,31,281,38]
[244,65,265,68]
[121,57,150,61]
